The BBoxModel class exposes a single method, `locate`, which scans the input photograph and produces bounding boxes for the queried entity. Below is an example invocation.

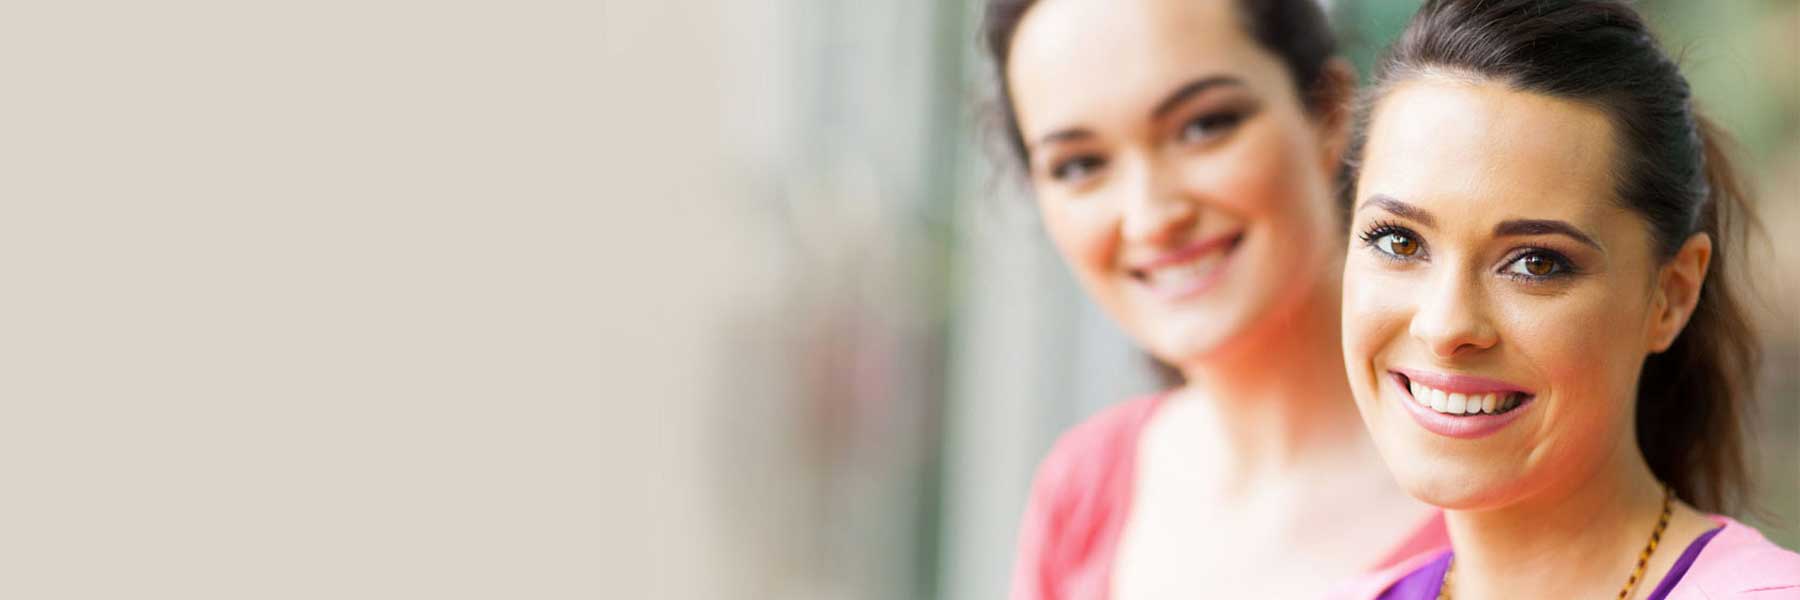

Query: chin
[1380,440,1534,511]
[1143,308,1249,366]
[1153,291,1293,368]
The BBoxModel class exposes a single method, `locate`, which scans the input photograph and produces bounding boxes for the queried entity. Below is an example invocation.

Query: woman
[1336,0,1800,598]
[985,0,1448,597]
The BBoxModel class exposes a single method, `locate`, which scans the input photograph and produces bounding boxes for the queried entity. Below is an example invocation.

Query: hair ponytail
[1635,115,1762,512]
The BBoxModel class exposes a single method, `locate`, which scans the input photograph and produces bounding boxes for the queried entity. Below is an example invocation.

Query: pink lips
[1133,231,1244,271]
[1394,368,1530,396]
[1131,231,1245,301]
[1390,369,1536,439]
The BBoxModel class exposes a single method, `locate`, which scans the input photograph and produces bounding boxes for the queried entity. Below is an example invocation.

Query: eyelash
[1178,110,1244,144]
[1357,220,1424,262]
[1049,155,1104,183]
[1044,108,1248,184]
[1499,248,1580,281]
[1355,221,1582,282]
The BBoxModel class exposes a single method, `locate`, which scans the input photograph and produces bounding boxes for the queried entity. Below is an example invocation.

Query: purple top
[1376,527,1725,600]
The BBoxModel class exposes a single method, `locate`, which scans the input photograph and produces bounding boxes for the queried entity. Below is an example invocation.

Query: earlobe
[1648,233,1713,353]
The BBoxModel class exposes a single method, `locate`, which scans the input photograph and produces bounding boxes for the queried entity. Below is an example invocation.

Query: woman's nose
[1408,269,1500,359]
[1119,161,1198,245]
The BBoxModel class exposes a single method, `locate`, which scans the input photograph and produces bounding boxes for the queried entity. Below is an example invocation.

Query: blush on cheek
[1040,203,1117,279]
[1539,332,1635,423]
[1213,121,1313,217]
[1341,272,1407,382]
[1502,297,1646,492]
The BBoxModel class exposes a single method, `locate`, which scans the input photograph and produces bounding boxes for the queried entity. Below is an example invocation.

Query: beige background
[3,1,742,597]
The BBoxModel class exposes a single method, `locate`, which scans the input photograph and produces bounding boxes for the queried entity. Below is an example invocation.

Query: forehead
[1005,0,1276,137]
[1359,76,1621,223]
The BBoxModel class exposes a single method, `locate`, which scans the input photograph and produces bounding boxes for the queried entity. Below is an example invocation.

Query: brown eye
[1378,233,1420,257]
[1522,254,1554,276]
[1178,111,1245,144]
[1503,250,1573,279]
[1049,155,1105,183]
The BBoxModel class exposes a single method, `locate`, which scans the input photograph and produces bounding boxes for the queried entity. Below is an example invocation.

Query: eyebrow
[1150,75,1245,119]
[1359,195,1606,251]
[1030,75,1246,151]
[1356,194,1437,227]
[1034,128,1094,148]
[1494,219,1604,251]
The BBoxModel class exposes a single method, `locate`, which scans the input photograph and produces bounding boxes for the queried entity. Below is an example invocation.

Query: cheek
[1508,291,1642,392]
[1341,264,1410,385]
[1209,119,1330,223]
[1038,198,1120,283]
[1499,285,1651,449]
[1185,119,1340,297]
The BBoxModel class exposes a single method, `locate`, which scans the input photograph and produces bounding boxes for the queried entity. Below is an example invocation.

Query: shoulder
[1675,516,1800,598]
[1026,393,1164,502]
[1011,393,1166,599]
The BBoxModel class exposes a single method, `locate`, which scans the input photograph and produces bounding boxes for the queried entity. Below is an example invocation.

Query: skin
[1342,75,1718,600]
[1007,0,1433,596]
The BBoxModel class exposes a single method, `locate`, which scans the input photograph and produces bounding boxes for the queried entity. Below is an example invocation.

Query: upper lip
[1130,230,1244,274]
[1392,367,1533,396]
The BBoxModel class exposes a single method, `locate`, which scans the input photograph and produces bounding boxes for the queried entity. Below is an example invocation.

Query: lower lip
[1391,373,1534,439]
[1147,235,1242,301]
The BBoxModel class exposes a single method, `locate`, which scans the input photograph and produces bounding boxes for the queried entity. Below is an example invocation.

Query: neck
[1444,439,1668,600]
[1170,270,1369,482]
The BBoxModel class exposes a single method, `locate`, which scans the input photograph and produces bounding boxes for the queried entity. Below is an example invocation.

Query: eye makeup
[1357,220,1428,263]
[1496,246,1582,282]
[1355,218,1590,286]
[1048,154,1106,183]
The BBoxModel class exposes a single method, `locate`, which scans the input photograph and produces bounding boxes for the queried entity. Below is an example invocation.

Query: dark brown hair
[981,0,1339,168]
[1343,0,1762,512]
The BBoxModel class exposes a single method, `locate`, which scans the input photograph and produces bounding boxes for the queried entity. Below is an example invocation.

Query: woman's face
[1006,0,1346,367]
[1342,77,1676,509]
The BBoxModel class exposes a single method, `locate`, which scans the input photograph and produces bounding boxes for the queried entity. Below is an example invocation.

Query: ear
[1310,58,1357,173]
[1646,233,1712,353]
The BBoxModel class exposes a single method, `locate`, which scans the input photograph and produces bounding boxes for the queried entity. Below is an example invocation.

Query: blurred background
[649,1,1800,599]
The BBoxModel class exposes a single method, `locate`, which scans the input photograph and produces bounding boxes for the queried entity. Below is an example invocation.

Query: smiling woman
[1335,1,1800,599]
[983,0,1452,599]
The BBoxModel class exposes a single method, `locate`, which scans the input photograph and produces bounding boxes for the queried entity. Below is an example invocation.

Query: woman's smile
[1127,230,1246,301]
[1388,368,1537,439]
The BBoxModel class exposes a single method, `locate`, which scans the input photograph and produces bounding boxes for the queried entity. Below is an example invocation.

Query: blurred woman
[1336,0,1800,597]
[984,1,1447,597]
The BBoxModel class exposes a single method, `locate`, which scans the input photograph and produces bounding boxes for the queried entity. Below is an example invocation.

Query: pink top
[1010,393,1452,600]
[1330,515,1800,599]
[1666,516,1800,598]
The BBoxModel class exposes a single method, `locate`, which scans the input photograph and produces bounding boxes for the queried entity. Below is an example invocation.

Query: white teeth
[1409,381,1524,416]
[1145,252,1225,289]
